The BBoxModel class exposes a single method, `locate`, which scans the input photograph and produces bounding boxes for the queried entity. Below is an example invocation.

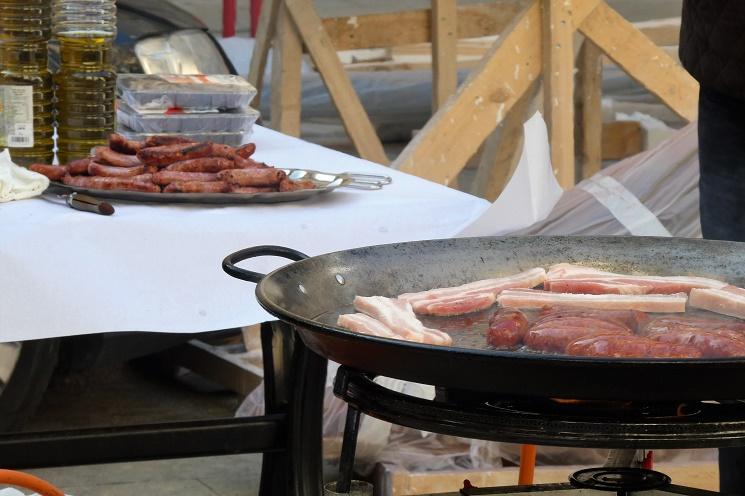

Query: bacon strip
[337,313,399,339]
[689,286,745,320]
[353,296,452,346]
[546,263,728,295]
[497,289,688,313]
[399,268,546,316]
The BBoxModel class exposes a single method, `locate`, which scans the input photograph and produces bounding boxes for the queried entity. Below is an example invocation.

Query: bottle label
[0,86,34,148]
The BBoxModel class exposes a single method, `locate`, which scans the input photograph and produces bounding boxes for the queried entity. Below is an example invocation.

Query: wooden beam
[432,0,458,111]
[269,3,303,137]
[284,0,389,164]
[247,0,280,108]
[602,121,642,160]
[576,39,603,179]
[542,0,575,189]
[321,1,524,51]
[474,80,539,201]
[579,2,698,121]
[393,0,600,185]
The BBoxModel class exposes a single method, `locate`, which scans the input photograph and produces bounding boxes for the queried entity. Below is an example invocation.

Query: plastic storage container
[117,125,249,147]
[52,0,117,163]
[0,0,54,165]
[117,102,260,134]
[117,74,257,111]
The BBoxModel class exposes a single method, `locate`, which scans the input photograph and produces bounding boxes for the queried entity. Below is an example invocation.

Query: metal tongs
[61,192,115,215]
[338,172,392,190]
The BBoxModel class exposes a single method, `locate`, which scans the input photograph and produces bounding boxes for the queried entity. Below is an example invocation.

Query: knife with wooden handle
[65,192,115,215]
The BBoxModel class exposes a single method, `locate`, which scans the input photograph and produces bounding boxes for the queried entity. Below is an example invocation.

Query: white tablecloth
[0,126,489,342]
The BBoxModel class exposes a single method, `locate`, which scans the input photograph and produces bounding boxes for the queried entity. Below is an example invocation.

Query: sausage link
[29,163,66,181]
[236,143,256,159]
[152,171,219,186]
[136,142,213,167]
[88,161,145,177]
[217,168,286,187]
[62,174,161,193]
[230,186,276,194]
[524,326,631,354]
[144,135,196,148]
[65,158,91,175]
[165,157,236,173]
[279,178,316,192]
[163,181,231,193]
[566,334,702,358]
[95,147,144,167]
[108,133,143,155]
[487,308,529,349]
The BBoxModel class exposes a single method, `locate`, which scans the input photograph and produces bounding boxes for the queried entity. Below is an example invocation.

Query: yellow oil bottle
[54,34,116,163]
[0,0,54,166]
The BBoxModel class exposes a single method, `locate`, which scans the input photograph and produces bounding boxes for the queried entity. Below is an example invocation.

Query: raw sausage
[217,168,286,186]
[88,161,145,177]
[29,163,66,181]
[565,334,702,358]
[152,171,219,186]
[164,157,235,173]
[108,133,143,155]
[487,308,529,349]
[136,142,213,166]
[646,329,745,357]
[62,174,161,193]
[163,181,231,193]
[524,324,631,353]
[95,146,143,167]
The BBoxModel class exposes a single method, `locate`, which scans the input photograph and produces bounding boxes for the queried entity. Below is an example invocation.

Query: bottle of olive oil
[52,0,116,163]
[0,1,54,166]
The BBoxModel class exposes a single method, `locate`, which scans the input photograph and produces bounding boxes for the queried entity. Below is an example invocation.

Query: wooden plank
[393,0,600,185]
[322,1,524,51]
[576,38,603,179]
[432,0,458,111]
[284,0,389,164]
[247,0,280,108]
[542,0,575,189]
[602,121,642,160]
[579,2,698,121]
[269,2,303,137]
[473,80,539,201]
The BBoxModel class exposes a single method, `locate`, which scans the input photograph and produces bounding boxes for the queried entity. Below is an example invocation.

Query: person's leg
[698,85,745,492]
[698,85,745,242]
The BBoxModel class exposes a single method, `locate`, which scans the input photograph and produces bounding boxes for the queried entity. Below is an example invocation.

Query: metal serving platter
[45,169,390,204]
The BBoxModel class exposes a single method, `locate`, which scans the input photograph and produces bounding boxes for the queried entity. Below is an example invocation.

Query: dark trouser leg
[698,85,745,492]
[698,85,745,242]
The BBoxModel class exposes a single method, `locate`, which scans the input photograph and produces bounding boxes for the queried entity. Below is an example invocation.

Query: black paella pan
[223,236,745,401]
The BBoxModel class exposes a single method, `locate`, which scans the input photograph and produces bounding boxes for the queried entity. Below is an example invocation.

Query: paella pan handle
[222,245,309,283]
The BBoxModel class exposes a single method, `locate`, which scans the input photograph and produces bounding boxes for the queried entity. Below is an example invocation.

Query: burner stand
[570,468,671,495]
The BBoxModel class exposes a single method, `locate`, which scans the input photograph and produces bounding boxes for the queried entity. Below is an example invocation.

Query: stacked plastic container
[116,74,259,146]
[0,0,54,166]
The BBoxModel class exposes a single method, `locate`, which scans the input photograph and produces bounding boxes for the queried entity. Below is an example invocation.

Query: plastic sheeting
[235,122,711,477]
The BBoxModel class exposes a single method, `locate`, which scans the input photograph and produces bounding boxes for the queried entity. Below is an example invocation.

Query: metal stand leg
[337,406,362,494]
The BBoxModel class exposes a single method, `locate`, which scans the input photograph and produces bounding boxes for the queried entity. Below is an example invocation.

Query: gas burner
[570,467,671,492]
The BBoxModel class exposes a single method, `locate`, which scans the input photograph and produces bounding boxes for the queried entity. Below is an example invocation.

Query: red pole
[223,0,237,38]
[251,0,262,37]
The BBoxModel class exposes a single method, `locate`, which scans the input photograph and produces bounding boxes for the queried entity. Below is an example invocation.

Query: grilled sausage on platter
[163,181,231,193]
[230,186,276,194]
[218,168,286,187]
[279,178,316,192]
[164,157,236,173]
[487,308,529,349]
[136,142,213,167]
[88,161,145,178]
[236,143,256,158]
[62,174,161,193]
[94,146,144,167]
[29,163,66,181]
[108,133,143,155]
[143,135,196,148]
[66,158,91,175]
[152,171,219,186]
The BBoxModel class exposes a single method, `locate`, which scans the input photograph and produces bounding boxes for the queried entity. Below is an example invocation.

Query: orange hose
[0,470,64,496]
[518,444,537,485]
